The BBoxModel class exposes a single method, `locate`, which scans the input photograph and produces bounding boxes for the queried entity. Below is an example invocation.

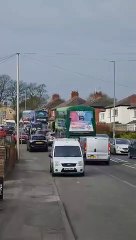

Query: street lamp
[16,53,20,160]
[110,60,116,139]
[25,90,27,110]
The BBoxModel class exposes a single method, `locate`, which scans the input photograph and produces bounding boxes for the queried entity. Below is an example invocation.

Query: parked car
[49,138,84,176]
[0,126,7,138]
[110,138,130,154]
[128,140,136,159]
[3,125,15,135]
[46,132,55,146]
[27,134,48,152]
[13,130,29,144]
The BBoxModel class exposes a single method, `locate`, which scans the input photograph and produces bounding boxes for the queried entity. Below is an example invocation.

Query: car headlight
[77,161,83,166]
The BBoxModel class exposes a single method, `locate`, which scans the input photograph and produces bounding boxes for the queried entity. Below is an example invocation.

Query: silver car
[110,138,130,154]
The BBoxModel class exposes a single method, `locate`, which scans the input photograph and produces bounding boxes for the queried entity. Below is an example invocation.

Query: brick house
[44,94,65,121]
[85,92,113,124]
[56,91,86,108]
[99,94,136,125]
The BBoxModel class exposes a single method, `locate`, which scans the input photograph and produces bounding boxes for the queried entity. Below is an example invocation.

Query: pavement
[0,145,74,240]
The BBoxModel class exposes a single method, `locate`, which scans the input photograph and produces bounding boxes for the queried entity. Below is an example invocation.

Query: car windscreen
[6,122,15,127]
[36,131,44,134]
[54,146,81,157]
[32,135,46,140]
[96,134,109,138]
[116,139,129,144]
[32,123,42,128]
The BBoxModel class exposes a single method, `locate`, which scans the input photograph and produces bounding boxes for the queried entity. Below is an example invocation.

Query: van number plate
[88,155,96,159]
[64,168,74,171]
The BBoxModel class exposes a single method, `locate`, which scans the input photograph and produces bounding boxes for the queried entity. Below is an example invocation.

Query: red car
[0,127,7,138]
[13,131,29,144]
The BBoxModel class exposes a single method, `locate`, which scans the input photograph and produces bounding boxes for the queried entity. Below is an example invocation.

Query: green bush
[118,132,136,139]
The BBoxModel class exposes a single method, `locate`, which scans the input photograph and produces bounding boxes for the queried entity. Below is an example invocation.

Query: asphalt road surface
[0,146,136,240]
[54,153,136,240]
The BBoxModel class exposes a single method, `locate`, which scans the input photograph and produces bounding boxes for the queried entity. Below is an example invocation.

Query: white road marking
[111,157,128,163]
[108,174,136,189]
[110,159,119,163]
[122,164,136,169]
[122,180,136,188]
[111,158,136,170]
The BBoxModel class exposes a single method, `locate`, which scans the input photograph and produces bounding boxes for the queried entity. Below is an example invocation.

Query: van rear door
[86,137,110,162]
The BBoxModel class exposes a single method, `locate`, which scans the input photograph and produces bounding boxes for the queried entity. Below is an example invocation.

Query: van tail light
[108,143,110,153]
[84,143,86,152]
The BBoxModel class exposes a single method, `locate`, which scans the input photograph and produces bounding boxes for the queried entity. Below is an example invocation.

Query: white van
[85,136,110,165]
[49,138,84,176]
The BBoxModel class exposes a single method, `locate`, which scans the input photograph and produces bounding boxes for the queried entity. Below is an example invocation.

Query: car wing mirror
[48,154,52,158]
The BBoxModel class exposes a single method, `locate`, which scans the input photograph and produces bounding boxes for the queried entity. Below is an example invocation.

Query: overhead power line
[23,54,132,89]
[0,53,16,65]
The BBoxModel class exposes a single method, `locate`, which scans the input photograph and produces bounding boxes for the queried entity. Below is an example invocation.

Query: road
[54,154,136,240]
[0,146,136,240]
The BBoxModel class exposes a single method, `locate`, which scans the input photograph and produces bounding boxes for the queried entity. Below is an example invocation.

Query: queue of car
[8,120,136,176]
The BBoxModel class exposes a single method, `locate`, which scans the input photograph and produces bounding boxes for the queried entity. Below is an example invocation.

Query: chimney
[71,91,79,99]
[92,91,103,100]
[130,95,136,105]
[52,94,60,101]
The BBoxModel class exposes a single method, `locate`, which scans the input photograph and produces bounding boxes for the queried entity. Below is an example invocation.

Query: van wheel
[52,167,56,176]
[50,162,52,173]
[80,172,85,177]
[113,149,116,155]
[29,147,32,152]
[105,160,110,165]
[128,152,132,159]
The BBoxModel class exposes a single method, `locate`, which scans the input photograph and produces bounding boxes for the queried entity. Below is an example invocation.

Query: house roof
[127,120,136,124]
[106,94,136,109]
[85,97,112,108]
[44,98,65,110]
[128,105,136,109]
[55,96,86,108]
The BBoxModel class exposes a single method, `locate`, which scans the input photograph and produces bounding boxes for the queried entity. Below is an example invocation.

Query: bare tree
[0,75,12,102]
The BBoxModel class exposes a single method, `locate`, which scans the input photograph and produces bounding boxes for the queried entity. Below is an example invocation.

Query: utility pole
[16,53,20,160]
[25,90,27,110]
[110,60,116,139]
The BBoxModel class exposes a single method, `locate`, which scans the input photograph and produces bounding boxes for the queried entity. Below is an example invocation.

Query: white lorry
[85,136,110,165]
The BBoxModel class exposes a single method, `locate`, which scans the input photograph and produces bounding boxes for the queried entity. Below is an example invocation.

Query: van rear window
[54,146,81,157]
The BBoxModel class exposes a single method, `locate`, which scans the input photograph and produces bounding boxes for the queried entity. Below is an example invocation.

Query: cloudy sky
[0,0,136,100]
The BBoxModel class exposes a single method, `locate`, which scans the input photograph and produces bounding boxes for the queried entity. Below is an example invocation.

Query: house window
[100,112,105,120]
[107,109,111,118]
[134,110,136,118]
[112,109,118,117]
